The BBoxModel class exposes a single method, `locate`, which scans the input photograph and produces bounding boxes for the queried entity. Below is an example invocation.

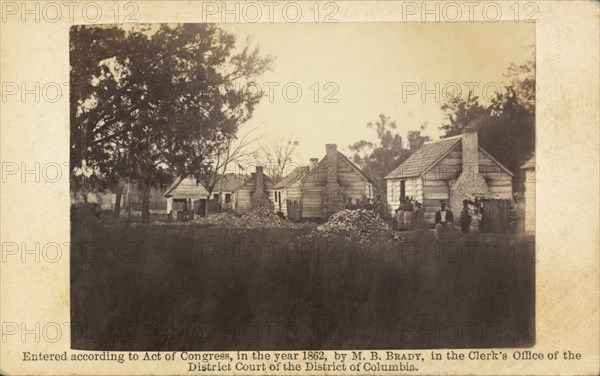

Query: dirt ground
[71,216,535,351]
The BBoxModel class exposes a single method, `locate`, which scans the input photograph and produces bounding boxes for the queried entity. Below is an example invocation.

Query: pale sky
[221,22,535,166]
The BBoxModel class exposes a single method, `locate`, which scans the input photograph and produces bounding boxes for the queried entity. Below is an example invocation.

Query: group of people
[345,195,384,216]
[436,199,476,236]
[395,198,475,236]
[395,196,425,230]
[345,194,478,236]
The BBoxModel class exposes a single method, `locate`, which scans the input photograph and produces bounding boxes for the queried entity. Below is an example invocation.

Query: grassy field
[71,217,535,350]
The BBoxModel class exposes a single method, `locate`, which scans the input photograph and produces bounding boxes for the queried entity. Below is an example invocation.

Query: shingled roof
[212,173,247,192]
[521,155,536,169]
[164,175,210,199]
[273,166,310,189]
[385,136,462,179]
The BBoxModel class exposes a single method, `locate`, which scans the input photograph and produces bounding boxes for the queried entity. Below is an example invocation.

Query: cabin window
[225,194,231,203]
[213,193,219,200]
[400,180,406,200]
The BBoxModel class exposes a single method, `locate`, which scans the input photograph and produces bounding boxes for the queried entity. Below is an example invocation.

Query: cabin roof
[521,155,536,169]
[385,137,462,179]
[337,152,375,184]
[233,173,275,192]
[212,173,247,192]
[164,175,210,199]
[385,135,514,179]
[272,166,310,189]
[302,151,374,184]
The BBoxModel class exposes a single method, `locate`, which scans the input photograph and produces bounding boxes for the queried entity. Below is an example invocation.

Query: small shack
[208,173,246,212]
[296,144,374,220]
[521,156,536,233]
[271,163,312,218]
[164,175,210,220]
[385,125,513,225]
[233,166,274,214]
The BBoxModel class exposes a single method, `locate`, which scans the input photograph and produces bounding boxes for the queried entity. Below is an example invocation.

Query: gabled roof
[384,135,514,179]
[338,152,375,184]
[212,173,247,192]
[164,175,210,199]
[233,173,275,192]
[385,136,462,179]
[300,151,375,185]
[273,166,310,189]
[521,155,536,169]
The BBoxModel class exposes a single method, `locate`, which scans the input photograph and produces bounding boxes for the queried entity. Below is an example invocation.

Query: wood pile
[152,208,297,228]
[310,209,394,243]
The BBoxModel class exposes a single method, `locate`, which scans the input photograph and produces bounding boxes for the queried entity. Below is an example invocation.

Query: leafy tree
[408,123,432,152]
[70,24,273,223]
[439,58,535,190]
[350,114,430,197]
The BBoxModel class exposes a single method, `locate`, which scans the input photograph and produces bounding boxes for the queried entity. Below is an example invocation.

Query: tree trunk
[141,184,151,224]
[113,185,123,218]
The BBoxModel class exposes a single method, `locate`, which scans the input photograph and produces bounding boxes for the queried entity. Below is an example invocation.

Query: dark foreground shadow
[71,217,535,350]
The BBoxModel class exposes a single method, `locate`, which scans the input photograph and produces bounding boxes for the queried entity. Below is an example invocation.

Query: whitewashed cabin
[233,166,274,214]
[210,173,246,211]
[296,144,374,219]
[163,175,210,220]
[271,164,312,217]
[385,127,513,225]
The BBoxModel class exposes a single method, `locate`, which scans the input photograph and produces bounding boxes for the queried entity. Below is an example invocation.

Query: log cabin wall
[234,177,254,214]
[300,151,372,218]
[387,177,423,214]
[421,146,513,224]
[234,169,274,214]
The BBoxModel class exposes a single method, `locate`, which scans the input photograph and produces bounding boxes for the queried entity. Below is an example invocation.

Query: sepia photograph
[69,21,537,352]
[2,1,600,375]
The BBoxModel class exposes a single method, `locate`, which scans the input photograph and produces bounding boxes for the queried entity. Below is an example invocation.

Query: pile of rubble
[191,208,290,228]
[309,209,394,242]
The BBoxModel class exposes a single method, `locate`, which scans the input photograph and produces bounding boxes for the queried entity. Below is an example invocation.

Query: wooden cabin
[209,173,247,212]
[233,166,274,214]
[385,126,513,225]
[164,175,210,220]
[271,163,312,217]
[292,144,374,220]
[521,156,536,233]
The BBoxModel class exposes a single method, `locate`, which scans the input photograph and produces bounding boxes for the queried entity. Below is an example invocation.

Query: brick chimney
[254,166,264,192]
[250,165,269,211]
[462,122,479,179]
[449,121,489,211]
[309,158,319,169]
[323,144,343,217]
[325,144,338,184]
[326,144,337,155]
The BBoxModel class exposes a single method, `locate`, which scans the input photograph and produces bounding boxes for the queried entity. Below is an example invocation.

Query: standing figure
[413,202,424,230]
[345,197,355,210]
[355,198,363,210]
[403,198,414,229]
[459,200,472,234]
[396,198,405,230]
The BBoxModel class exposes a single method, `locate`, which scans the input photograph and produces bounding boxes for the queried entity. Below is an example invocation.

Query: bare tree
[257,136,300,183]
[205,128,259,194]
